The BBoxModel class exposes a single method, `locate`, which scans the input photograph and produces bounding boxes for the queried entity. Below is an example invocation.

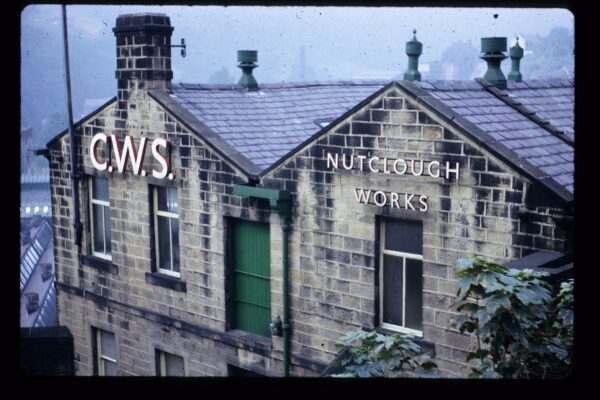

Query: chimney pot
[404,29,422,82]
[237,50,259,90]
[480,37,508,89]
[508,37,524,83]
[238,50,258,64]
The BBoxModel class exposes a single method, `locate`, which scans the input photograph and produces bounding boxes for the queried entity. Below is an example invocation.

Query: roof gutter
[34,148,50,161]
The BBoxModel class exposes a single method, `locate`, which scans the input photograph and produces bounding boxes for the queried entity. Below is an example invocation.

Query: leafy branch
[329,330,438,378]
[451,256,573,378]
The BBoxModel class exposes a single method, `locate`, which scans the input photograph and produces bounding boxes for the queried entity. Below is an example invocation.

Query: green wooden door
[232,220,271,337]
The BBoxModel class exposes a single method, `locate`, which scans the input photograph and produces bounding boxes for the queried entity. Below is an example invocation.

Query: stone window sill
[145,271,187,292]
[223,329,273,354]
[80,254,118,274]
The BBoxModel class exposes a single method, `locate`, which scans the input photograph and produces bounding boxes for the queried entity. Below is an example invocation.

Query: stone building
[20,217,57,328]
[44,13,573,376]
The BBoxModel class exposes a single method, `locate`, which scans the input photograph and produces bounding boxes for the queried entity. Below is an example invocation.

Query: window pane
[167,187,178,213]
[405,258,423,331]
[156,186,168,211]
[103,360,118,376]
[157,186,178,213]
[104,206,111,256]
[385,220,422,255]
[93,177,109,201]
[100,330,117,359]
[165,353,185,377]
[157,216,171,270]
[171,218,179,273]
[383,255,403,326]
[92,204,104,253]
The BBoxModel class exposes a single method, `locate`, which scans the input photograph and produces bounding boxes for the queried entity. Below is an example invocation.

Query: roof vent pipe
[404,29,422,81]
[508,36,524,83]
[480,37,508,89]
[237,50,259,90]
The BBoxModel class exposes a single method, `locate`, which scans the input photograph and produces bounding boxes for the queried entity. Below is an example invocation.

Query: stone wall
[262,83,572,374]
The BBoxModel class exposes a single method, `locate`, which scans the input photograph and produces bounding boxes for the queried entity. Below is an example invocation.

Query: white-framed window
[153,186,179,276]
[156,349,185,376]
[94,328,117,376]
[89,176,111,260]
[379,219,423,336]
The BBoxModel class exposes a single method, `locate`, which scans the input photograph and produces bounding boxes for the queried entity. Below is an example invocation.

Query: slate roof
[164,81,387,171]
[47,77,573,203]
[20,219,53,291]
[21,174,50,185]
[415,80,574,195]
[504,79,574,141]
[20,218,57,328]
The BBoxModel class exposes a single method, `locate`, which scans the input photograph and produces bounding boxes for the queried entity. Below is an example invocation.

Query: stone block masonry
[263,83,572,375]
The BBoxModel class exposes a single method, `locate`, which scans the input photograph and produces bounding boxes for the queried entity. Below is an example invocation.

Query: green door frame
[232,185,292,377]
[232,219,271,337]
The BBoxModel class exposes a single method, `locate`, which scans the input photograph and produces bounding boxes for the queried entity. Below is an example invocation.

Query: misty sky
[20,5,573,143]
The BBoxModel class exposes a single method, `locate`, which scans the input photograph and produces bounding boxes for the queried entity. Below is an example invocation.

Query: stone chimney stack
[113,13,174,114]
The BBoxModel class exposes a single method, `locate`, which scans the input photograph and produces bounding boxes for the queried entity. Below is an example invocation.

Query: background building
[20,217,57,328]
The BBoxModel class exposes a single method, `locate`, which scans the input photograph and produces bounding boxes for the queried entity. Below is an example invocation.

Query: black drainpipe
[61,5,82,249]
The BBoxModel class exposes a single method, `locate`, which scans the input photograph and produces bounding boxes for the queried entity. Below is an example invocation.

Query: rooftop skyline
[21,5,574,151]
